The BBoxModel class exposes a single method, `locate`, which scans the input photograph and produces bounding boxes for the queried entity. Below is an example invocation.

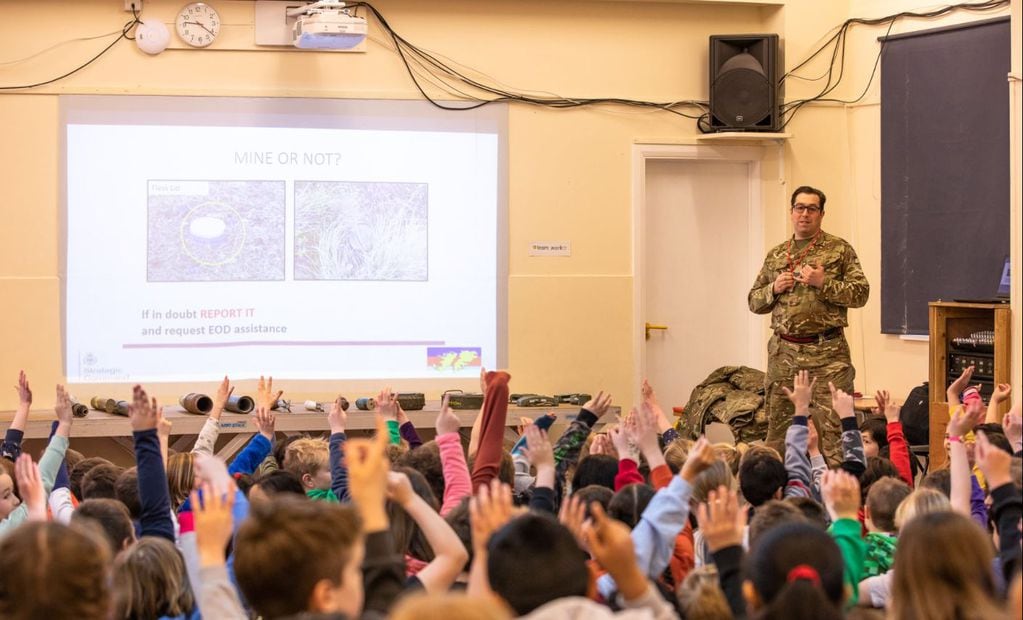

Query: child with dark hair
[248,469,306,506]
[920,468,951,497]
[70,456,114,502]
[114,467,142,520]
[234,418,404,619]
[785,496,829,530]
[471,479,677,619]
[72,498,136,554]
[748,500,807,549]
[862,477,911,578]
[571,454,619,492]
[738,452,787,507]
[608,483,655,529]
[81,462,124,500]
[745,521,847,619]
[571,484,614,517]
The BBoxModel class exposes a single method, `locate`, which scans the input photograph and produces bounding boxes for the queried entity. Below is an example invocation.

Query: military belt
[778,327,843,344]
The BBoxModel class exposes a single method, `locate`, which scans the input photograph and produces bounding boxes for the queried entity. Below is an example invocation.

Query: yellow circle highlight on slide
[178,201,247,267]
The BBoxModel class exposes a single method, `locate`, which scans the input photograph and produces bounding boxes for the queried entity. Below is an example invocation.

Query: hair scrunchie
[786,564,822,587]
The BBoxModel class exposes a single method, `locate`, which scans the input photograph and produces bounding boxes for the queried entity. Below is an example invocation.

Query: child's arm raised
[346,415,405,615]
[193,375,233,456]
[1,370,32,460]
[879,390,913,487]
[130,385,175,542]
[387,470,468,592]
[782,370,815,498]
[821,469,866,606]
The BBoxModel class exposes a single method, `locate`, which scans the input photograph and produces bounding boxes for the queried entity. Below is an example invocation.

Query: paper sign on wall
[529,241,571,257]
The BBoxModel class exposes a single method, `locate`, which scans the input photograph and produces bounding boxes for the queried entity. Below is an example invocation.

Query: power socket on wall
[124,0,142,11]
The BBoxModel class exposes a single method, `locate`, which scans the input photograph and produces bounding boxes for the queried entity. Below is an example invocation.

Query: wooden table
[1,403,616,462]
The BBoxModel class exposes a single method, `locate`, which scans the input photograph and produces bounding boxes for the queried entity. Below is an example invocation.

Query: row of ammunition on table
[80,391,591,417]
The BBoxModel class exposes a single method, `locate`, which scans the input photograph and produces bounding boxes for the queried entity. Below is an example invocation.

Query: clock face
[176,2,220,48]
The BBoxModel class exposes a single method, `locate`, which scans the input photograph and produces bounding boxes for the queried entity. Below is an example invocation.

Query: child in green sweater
[862,477,911,578]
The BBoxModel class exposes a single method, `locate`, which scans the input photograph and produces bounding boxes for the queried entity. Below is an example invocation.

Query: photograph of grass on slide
[294,180,428,281]
[147,180,285,282]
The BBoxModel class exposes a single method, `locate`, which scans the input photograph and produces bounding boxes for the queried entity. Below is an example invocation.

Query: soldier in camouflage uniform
[748,186,869,465]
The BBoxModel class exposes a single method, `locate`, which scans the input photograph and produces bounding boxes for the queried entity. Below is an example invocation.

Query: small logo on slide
[83,353,97,366]
[427,347,481,372]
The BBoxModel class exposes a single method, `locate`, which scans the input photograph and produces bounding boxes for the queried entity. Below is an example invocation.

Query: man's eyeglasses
[792,204,822,214]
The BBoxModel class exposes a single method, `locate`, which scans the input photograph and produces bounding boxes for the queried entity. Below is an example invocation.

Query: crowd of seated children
[0,364,1020,620]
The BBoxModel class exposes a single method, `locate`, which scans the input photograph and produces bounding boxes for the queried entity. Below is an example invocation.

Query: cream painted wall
[1,0,1018,413]
[1,0,770,411]
[777,0,1017,402]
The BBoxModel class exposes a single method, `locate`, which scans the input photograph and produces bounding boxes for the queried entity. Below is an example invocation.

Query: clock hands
[181,20,216,36]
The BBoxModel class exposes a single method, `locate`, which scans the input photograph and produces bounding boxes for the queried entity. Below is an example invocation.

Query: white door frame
[631,143,767,393]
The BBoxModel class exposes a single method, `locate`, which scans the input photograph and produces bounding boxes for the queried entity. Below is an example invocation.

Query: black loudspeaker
[709,34,781,132]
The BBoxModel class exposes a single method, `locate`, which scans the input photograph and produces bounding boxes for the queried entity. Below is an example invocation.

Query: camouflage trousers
[764,333,855,467]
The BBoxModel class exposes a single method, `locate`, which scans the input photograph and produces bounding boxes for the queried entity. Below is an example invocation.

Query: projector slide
[64,115,499,383]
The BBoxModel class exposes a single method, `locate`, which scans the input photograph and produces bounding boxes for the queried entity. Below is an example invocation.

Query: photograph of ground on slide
[294,180,429,281]
[147,180,286,282]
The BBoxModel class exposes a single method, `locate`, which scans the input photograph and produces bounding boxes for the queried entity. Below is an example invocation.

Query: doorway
[633,145,765,436]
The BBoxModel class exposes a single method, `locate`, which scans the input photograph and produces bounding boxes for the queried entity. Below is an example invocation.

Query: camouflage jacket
[748,231,869,336]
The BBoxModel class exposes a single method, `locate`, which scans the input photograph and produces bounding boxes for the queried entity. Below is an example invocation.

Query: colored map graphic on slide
[427,347,482,371]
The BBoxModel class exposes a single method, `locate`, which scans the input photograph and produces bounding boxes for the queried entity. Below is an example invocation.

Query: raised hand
[194,452,233,497]
[947,398,985,437]
[251,405,276,441]
[344,415,391,532]
[821,469,860,522]
[558,493,589,551]
[974,432,1013,489]
[128,385,159,432]
[156,408,173,438]
[609,419,638,463]
[54,384,74,437]
[695,485,748,552]
[257,375,284,411]
[376,387,398,420]
[588,433,613,457]
[435,394,460,436]
[522,425,554,470]
[582,391,613,418]
[14,454,46,522]
[211,375,233,418]
[1002,404,1022,452]
[191,480,237,568]
[991,383,1012,405]
[828,382,856,420]
[633,403,664,460]
[947,366,975,404]
[782,370,817,414]
[386,470,416,507]
[396,401,409,425]
[641,379,671,433]
[874,389,889,414]
[328,395,348,434]
[878,391,901,424]
[583,503,648,600]
[14,370,31,407]
[807,418,821,457]
[470,479,515,553]
[681,436,716,483]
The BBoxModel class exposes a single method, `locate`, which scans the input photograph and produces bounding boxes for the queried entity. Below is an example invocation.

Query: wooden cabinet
[928,302,1011,468]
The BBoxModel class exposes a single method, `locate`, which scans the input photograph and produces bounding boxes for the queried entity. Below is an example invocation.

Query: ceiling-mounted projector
[290,1,367,50]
